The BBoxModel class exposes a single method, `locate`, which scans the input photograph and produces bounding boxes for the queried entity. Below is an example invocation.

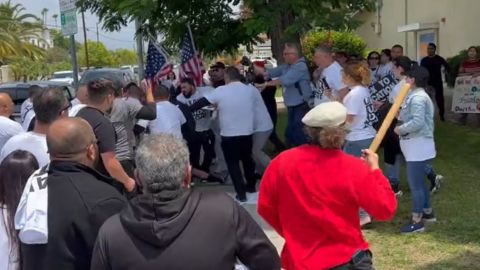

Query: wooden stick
[369,83,411,152]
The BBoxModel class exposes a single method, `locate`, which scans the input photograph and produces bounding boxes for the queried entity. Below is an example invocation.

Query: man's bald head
[47,118,97,164]
[0,93,14,117]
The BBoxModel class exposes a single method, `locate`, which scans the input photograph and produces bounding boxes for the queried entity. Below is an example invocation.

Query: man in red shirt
[258,101,397,270]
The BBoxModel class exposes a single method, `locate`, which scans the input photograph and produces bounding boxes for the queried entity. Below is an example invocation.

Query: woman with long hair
[0,150,39,270]
[258,101,396,270]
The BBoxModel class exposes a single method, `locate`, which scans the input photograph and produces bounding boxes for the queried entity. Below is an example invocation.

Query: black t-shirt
[421,55,448,86]
[77,106,116,176]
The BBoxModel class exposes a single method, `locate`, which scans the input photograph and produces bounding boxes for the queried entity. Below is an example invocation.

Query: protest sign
[369,75,397,102]
[452,76,480,113]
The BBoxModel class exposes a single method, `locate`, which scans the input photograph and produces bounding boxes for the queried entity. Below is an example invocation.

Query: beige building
[355,0,480,61]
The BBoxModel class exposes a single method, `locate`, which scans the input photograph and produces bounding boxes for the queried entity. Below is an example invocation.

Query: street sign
[59,0,78,36]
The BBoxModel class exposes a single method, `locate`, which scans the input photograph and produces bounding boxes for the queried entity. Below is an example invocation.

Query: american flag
[145,41,172,85]
[179,30,203,86]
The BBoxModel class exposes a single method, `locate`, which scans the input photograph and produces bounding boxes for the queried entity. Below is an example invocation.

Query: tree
[242,0,375,63]
[10,56,50,81]
[78,0,262,57]
[79,0,374,62]
[111,48,137,66]
[41,8,48,25]
[52,14,58,27]
[78,41,115,67]
[50,29,80,51]
[0,1,45,63]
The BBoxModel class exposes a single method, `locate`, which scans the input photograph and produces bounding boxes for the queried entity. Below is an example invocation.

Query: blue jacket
[398,88,435,140]
[267,58,313,107]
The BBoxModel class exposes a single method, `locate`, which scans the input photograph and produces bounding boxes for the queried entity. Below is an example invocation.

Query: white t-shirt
[205,81,257,137]
[20,98,33,124]
[0,207,18,270]
[400,137,436,162]
[22,110,35,131]
[312,61,347,105]
[250,85,273,132]
[389,78,406,104]
[343,85,378,141]
[177,87,214,132]
[0,132,49,167]
[149,101,186,139]
[378,62,395,79]
[0,116,23,150]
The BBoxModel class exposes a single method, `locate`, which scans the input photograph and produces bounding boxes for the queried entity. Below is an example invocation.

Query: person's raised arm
[190,97,212,111]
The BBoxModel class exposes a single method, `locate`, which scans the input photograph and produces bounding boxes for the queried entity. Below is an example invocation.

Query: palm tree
[41,8,48,26]
[0,1,45,63]
[52,14,58,27]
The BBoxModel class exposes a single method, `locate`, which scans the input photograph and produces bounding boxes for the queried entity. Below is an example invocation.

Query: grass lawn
[266,110,480,270]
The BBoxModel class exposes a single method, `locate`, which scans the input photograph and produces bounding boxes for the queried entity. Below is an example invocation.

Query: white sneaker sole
[401,227,425,234]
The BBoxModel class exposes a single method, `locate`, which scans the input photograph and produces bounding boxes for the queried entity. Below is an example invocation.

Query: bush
[302,30,367,63]
[446,46,480,87]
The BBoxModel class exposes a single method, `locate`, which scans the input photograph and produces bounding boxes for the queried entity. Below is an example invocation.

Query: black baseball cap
[210,62,226,69]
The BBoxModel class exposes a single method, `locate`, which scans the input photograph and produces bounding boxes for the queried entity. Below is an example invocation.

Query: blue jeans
[386,154,402,186]
[286,104,308,147]
[406,160,432,214]
[344,138,374,158]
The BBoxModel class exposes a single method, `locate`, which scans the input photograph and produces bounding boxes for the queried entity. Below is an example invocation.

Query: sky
[13,0,137,50]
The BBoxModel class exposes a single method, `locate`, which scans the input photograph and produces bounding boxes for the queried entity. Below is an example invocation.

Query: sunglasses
[60,101,72,114]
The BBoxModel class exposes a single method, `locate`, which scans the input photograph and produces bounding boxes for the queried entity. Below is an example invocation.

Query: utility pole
[81,11,89,69]
[135,19,145,83]
[70,35,79,87]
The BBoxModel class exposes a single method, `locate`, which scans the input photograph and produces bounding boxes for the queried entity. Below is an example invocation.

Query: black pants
[189,130,216,172]
[264,98,286,151]
[120,159,135,178]
[221,135,256,200]
[430,83,445,120]
[330,251,375,270]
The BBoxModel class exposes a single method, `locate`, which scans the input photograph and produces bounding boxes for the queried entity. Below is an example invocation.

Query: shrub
[302,30,367,63]
[446,46,480,87]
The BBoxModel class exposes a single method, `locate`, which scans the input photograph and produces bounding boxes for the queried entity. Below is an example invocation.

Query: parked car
[50,70,79,85]
[79,68,136,89]
[0,81,75,121]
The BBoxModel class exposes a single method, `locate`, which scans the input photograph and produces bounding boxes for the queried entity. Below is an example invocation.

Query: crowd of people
[0,41,475,270]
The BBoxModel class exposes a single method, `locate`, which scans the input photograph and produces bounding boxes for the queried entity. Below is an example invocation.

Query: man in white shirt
[0,88,70,167]
[20,85,42,125]
[190,67,258,202]
[177,78,215,173]
[250,84,274,176]
[312,45,349,104]
[0,93,23,150]
[149,84,186,139]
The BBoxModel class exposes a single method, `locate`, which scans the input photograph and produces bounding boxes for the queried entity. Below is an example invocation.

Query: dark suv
[79,68,136,88]
[0,81,75,121]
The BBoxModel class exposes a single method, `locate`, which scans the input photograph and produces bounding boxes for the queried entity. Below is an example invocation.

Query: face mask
[183,92,193,99]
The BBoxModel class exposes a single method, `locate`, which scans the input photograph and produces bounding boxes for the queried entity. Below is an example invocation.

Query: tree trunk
[268,2,301,65]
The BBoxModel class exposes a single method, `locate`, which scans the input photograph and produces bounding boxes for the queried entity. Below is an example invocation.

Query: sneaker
[235,195,247,204]
[400,221,425,234]
[422,212,437,223]
[360,216,372,228]
[391,184,403,197]
[430,175,444,194]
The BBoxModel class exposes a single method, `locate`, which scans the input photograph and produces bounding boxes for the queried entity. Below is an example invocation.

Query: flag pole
[187,23,203,84]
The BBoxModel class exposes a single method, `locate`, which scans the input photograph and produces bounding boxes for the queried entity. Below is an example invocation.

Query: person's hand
[394,127,400,135]
[361,149,380,171]
[124,178,136,193]
[255,83,267,91]
[373,100,384,110]
[324,89,333,99]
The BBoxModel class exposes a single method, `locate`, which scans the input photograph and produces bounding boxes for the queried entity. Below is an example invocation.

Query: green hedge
[446,46,480,87]
[302,30,367,62]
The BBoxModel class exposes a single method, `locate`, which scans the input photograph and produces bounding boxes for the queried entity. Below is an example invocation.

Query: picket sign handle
[369,83,411,153]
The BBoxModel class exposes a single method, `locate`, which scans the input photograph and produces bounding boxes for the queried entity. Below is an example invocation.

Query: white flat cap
[302,101,347,128]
